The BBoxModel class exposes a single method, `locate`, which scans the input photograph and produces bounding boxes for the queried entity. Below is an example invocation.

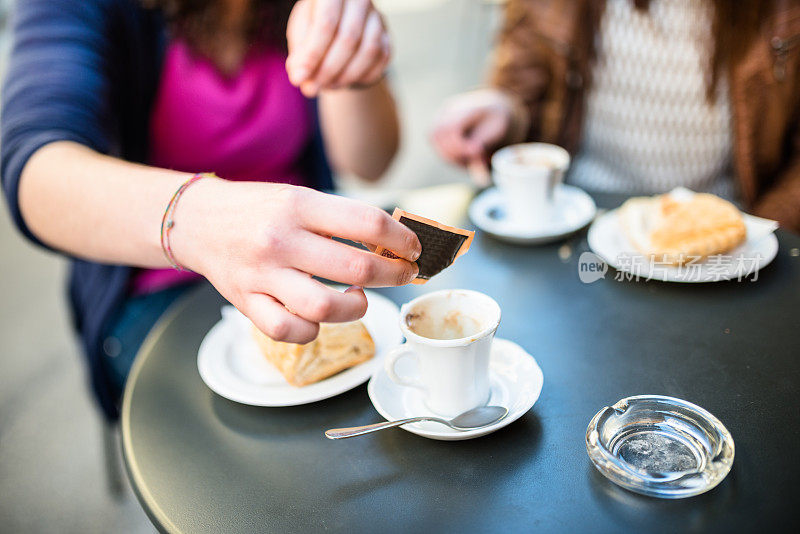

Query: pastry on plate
[251,321,375,386]
[618,189,746,265]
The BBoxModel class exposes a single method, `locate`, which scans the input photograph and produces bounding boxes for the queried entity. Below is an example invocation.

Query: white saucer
[588,209,779,283]
[469,184,597,245]
[197,290,401,406]
[367,338,543,440]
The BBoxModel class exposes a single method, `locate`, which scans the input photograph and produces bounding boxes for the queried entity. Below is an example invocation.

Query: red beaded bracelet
[160,173,216,271]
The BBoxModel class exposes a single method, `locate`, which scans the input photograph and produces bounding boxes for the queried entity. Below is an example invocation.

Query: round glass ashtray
[586,395,734,499]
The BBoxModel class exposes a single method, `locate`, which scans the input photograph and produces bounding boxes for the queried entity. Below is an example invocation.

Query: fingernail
[346,285,363,293]
[300,82,317,97]
[407,263,419,283]
[411,247,422,262]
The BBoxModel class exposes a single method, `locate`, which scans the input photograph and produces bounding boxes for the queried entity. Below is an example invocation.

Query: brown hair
[143,0,295,56]
[597,0,772,100]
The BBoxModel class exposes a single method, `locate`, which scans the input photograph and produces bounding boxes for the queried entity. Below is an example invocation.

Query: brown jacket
[490,0,800,233]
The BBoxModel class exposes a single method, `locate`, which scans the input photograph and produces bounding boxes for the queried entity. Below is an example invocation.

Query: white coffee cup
[384,290,501,417]
[491,142,571,229]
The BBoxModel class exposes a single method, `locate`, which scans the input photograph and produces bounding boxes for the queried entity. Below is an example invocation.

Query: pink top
[133,40,313,294]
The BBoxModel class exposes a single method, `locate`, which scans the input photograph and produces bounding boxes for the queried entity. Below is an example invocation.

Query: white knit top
[567,0,737,200]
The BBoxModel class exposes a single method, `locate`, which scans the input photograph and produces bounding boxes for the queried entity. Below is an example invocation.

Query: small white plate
[469,184,597,245]
[367,338,543,441]
[588,209,779,283]
[197,290,401,406]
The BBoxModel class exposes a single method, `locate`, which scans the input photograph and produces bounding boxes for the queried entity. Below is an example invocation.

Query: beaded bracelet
[160,172,216,271]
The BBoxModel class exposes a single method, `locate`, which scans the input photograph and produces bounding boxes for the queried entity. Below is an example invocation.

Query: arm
[318,80,399,181]
[19,142,189,267]
[18,142,421,344]
[285,0,399,181]
[2,0,420,344]
[430,0,551,181]
[1,0,116,246]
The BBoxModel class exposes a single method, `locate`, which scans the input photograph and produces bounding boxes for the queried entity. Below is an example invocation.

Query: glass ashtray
[586,395,734,499]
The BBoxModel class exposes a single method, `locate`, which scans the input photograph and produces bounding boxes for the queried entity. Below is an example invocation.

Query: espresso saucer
[367,338,543,441]
[469,184,597,245]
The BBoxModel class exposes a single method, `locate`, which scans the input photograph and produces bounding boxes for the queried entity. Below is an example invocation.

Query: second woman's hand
[431,89,530,184]
[170,179,420,344]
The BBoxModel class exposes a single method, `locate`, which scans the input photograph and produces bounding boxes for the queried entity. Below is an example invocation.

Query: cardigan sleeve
[1,0,116,247]
[753,123,800,234]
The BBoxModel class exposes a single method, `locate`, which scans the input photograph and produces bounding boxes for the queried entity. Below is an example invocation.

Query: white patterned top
[567,0,737,201]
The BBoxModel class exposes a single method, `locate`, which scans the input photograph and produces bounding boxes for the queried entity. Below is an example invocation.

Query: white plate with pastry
[198,290,401,406]
[588,188,779,282]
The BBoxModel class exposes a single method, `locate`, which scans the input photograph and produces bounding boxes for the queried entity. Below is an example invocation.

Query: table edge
[120,286,208,534]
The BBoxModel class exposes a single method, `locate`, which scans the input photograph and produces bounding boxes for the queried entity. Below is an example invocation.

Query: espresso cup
[491,142,570,229]
[384,290,501,417]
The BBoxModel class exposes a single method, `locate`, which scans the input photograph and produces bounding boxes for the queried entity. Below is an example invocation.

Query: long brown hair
[143,0,296,55]
[595,0,771,100]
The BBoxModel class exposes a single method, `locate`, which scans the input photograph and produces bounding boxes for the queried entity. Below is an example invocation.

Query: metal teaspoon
[324,405,508,439]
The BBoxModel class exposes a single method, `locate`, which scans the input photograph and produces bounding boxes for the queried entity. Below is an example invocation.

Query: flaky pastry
[251,321,375,386]
[619,191,746,266]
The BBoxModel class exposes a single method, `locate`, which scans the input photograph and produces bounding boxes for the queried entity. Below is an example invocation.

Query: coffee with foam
[405,307,482,340]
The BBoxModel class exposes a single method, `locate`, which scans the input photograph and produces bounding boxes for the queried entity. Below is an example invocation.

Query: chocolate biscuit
[374,208,474,284]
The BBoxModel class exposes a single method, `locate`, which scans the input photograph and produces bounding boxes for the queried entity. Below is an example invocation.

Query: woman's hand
[286,0,390,97]
[431,89,530,185]
[172,179,420,344]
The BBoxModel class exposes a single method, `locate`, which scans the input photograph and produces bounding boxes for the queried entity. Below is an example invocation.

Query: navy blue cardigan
[1,0,332,419]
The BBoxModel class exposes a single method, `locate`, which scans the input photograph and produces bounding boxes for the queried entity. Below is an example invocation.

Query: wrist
[318,76,387,98]
[165,174,227,275]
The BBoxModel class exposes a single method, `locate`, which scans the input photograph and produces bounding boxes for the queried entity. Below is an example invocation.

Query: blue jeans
[101,283,196,396]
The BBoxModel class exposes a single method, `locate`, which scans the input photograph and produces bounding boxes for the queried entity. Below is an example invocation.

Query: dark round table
[121,194,800,533]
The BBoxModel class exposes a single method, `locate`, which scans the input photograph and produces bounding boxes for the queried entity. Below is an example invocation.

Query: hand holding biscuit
[171,180,420,345]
